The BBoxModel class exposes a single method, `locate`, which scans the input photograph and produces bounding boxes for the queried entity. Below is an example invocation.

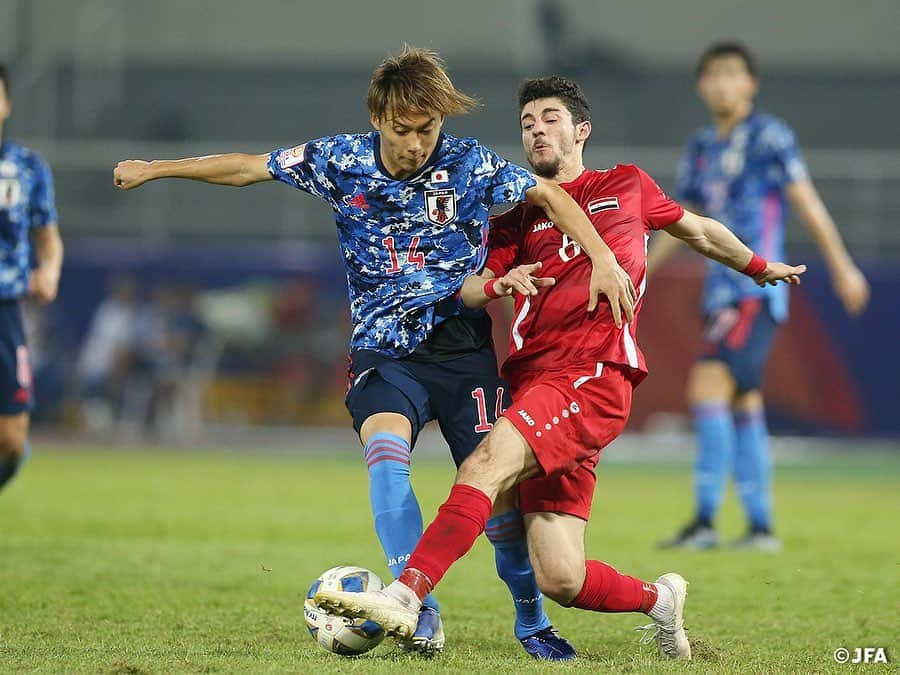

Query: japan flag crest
[425,188,457,225]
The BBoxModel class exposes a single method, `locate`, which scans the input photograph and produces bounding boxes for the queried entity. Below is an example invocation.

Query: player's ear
[747,76,759,99]
[576,120,591,144]
[369,113,382,132]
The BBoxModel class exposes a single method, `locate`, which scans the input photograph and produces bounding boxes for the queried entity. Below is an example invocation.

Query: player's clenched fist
[113,160,153,190]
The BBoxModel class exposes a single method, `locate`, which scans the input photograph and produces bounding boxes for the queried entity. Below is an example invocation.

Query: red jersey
[485,164,683,379]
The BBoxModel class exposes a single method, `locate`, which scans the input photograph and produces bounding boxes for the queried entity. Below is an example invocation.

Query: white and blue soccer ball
[304,565,386,656]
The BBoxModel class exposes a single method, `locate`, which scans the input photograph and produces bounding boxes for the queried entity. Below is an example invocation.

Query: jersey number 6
[558,233,582,262]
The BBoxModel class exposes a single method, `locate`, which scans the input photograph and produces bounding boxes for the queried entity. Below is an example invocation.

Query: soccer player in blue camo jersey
[648,42,870,552]
[114,46,636,659]
[0,65,64,495]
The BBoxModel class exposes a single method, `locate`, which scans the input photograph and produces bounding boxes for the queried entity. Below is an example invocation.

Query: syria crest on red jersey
[425,188,457,225]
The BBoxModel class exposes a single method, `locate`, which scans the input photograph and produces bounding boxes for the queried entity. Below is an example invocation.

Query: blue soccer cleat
[519,626,577,661]
[397,606,445,656]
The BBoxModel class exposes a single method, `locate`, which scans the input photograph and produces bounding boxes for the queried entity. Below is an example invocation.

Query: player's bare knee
[359,412,412,445]
[0,414,28,459]
[0,430,26,459]
[535,562,585,606]
[687,361,735,404]
[734,389,763,412]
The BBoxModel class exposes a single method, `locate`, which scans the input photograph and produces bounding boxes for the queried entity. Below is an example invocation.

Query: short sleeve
[760,119,808,186]
[480,146,537,207]
[635,165,684,230]
[29,157,58,228]
[485,205,525,277]
[267,136,339,206]
[674,137,702,206]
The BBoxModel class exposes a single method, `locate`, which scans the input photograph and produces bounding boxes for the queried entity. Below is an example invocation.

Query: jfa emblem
[425,188,457,225]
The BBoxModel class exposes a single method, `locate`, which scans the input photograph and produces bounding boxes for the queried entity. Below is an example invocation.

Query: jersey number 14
[383,236,425,274]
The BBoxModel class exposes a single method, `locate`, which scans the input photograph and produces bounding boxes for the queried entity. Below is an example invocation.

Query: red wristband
[483,278,503,299]
[741,253,767,277]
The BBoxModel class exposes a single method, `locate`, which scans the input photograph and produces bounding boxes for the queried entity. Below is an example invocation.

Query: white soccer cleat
[315,588,419,641]
[636,572,691,660]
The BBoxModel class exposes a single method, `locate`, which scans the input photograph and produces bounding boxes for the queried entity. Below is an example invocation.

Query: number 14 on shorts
[472,386,506,432]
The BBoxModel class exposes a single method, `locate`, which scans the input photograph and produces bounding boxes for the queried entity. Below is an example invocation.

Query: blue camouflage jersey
[675,110,808,322]
[0,140,57,300]
[267,132,536,357]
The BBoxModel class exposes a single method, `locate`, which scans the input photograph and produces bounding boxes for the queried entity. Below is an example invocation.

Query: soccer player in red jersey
[316,76,806,660]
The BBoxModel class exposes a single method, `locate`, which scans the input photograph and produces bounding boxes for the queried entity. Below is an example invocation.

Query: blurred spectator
[76,275,139,432]
[123,283,211,439]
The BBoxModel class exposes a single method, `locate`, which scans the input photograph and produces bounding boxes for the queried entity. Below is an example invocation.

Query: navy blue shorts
[0,299,33,415]
[698,298,778,394]
[346,347,511,468]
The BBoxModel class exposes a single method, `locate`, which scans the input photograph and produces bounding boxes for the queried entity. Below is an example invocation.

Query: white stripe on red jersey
[486,165,683,379]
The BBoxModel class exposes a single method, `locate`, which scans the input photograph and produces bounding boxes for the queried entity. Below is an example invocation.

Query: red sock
[397,483,492,600]
[570,560,658,613]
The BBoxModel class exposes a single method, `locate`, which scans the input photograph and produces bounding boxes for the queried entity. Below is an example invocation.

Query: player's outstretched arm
[113,153,272,190]
[459,262,555,309]
[525,177,636,326]
[669,209,806,287]
[786,179,870,316]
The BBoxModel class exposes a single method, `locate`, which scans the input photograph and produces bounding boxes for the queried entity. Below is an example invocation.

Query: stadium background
[3,2,899,672]
[5,0,899,441]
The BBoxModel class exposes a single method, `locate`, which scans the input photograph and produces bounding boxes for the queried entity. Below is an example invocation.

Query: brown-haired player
[315,75,806,660]
[114,48,636,659]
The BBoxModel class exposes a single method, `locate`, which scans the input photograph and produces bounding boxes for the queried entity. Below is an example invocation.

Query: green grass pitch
[2,446,897,673]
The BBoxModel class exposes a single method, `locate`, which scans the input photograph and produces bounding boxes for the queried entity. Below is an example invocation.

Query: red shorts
[503,362,635,520]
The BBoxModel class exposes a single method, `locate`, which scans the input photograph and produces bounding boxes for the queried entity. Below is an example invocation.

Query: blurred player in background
[314,76,805,660]
[113,46,636,659]
[650,42,870,551]
[0,65,64,494]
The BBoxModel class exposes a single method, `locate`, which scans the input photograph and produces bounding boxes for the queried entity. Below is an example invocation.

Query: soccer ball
[304,565,386,656]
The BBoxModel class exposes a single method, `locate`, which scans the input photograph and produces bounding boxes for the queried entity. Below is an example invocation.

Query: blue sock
[485,509,550,640]
[734,409,773,532]
[0,440,29,492]
[693,403,736,526]
[364,432,438,613]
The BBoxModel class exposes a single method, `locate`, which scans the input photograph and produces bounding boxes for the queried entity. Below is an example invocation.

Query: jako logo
[532,220,555,233]
[518,410,536,426]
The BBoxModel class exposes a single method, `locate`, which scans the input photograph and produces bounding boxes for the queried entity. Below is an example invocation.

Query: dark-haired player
[650,42,869,552]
